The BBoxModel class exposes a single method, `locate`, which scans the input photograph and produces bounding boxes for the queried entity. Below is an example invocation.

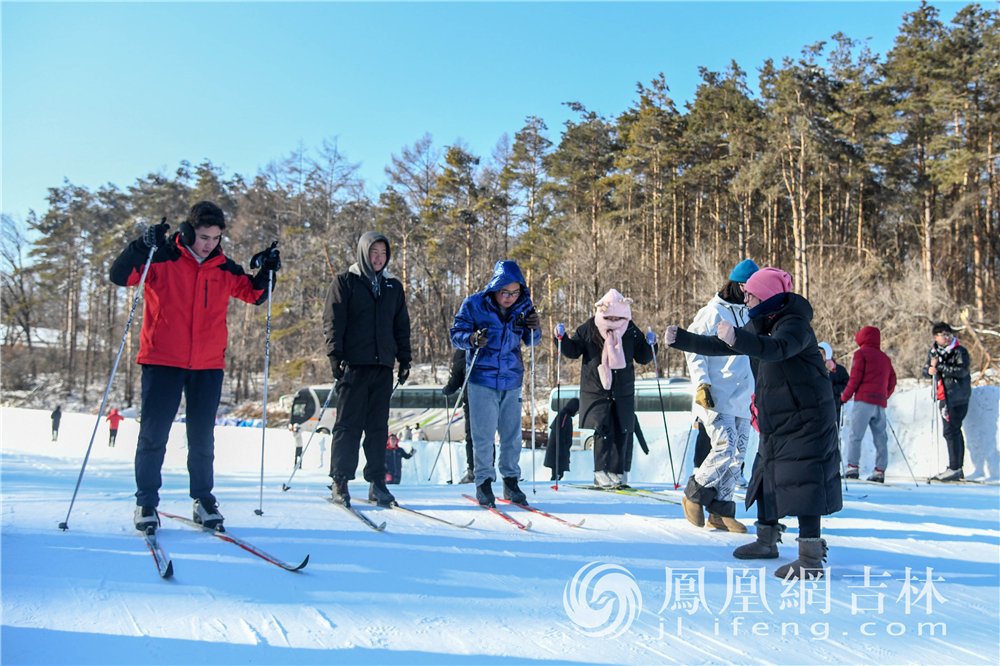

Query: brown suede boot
[708,513,748,533]
[774,538,828,580]
[682,496,705,527]
[733,522,784,559]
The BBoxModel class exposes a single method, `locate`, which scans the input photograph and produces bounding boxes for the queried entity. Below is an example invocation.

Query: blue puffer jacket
[450,261,542,391]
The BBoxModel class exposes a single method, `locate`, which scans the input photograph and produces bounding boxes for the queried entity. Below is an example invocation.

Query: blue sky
[1,1,975,225]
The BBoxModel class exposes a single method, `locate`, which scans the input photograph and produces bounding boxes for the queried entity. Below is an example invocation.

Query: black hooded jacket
[670,293,843,521]
[324,232,412,368]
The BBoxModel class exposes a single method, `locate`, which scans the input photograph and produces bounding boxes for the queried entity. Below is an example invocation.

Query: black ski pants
[593,406,629,474]
[135,365,224,507]
[942,402,969,471]
[329,364,393,483]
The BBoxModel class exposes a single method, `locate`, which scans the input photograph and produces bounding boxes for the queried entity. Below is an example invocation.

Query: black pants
[942,402,969,470]
[593,408,629,474]
[109,429,118,447]
[760,511,821,539]
[329,364,393,482]
[135,365,224,507]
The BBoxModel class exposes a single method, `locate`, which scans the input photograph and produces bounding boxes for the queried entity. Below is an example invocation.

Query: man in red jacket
[110,201,280,532]
[106,408,125,447]
[841,326,897,482]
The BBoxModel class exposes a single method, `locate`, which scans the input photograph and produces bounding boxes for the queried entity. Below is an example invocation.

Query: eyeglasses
[498,289,521,299]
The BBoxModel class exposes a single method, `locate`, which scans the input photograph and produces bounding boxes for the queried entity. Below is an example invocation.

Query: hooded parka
[671,293,843,521]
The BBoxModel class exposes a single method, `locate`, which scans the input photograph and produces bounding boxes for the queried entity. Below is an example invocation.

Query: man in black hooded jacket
[324,232,412,507]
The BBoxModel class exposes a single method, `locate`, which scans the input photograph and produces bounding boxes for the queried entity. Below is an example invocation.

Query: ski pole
[254,265,275,516]
[250,241,278,517]
[649,326,678,488]
[678,418,695,483]
[886,415,920,488]
[530,326,537,495]
[59,241,157,531]
[552,327,564,491]
[282,379,337,491]
[429,348,481,482]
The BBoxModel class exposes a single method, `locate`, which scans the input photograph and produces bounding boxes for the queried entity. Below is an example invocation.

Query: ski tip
[461,519,476,528]
[523,521,532,530]
[293,554,310,571]
[163,561,174,578]
[376,522,387,532]
[574,518,586,528]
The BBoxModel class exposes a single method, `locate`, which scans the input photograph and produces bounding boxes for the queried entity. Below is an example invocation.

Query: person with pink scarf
[557,289,655,488]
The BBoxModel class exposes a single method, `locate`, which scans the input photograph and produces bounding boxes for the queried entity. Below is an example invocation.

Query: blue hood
[485,260,528,294]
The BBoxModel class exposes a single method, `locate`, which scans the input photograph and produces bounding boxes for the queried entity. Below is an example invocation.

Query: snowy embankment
[2,389,999,665]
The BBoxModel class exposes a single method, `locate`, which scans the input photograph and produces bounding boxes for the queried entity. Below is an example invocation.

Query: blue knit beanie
[729,259,760,283]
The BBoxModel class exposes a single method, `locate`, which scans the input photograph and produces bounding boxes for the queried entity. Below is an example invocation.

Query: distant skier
[110,201,280,533]
[545,397,579,481]
[450,260,540,507]
[818,342,850,425]
[922,322,971,482]
[50,405,62,441]
[106,408,124,447]
[412,425,428,442]
[399,425,413,442]
[680,259,758,533]
[443,348,478,484]
[841,327,897,483]
[385,434,414,485]
[558,289,655,489]
[669,267,843,580]
[324,231,411,508]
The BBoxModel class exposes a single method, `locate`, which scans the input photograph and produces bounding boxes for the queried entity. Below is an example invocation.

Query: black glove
[397,364,410,385]
[470,328,489,349]
[251,243,281,272]
[142,219,170,249]
[524,311,540,330]
[329,356,347,381]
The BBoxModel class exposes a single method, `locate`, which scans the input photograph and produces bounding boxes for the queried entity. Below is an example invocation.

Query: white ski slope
[2,394,998,665]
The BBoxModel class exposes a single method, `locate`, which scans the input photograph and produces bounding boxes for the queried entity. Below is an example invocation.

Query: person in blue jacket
[450,261,541,507]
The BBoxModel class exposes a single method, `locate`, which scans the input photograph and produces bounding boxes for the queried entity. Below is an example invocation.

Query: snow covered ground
[2,393,999,665]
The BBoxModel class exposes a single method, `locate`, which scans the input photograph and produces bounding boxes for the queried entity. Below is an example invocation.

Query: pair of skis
[322,496,476,531]
[568,484,682,505]
[462,494,586,530]
[142,512,310,578]
[322,493,582,532]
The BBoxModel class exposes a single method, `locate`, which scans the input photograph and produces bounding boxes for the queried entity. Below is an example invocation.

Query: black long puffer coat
[559,319,655,440]
[671,294,843,521]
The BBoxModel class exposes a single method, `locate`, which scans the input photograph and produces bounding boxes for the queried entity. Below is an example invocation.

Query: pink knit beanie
[744,267,793,301]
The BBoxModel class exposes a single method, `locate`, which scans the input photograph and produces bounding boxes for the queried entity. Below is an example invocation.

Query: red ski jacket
[106,410,124,429]
[841,326,897,408]
[110,235,269,370]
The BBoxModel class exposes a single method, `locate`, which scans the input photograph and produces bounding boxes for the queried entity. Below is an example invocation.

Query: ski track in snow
[2,405,999,665]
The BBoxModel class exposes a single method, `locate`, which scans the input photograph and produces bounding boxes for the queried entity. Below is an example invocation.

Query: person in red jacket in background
[841,326,897,482]
[110,201,280,533]
[106,408,125,447]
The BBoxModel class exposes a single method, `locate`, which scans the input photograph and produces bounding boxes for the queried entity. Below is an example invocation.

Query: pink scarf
[594,289,633,390]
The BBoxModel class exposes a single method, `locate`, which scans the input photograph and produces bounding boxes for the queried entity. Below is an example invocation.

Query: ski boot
[369,479,396,507]
[193,498,224,531]
[134,506,159,532]
[331,477,351,507]
[476,480,496,507]
[503,477,528,506]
